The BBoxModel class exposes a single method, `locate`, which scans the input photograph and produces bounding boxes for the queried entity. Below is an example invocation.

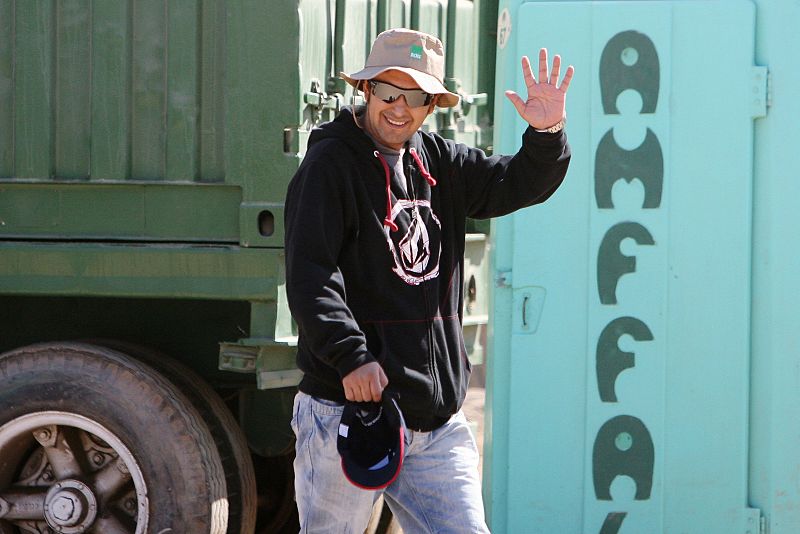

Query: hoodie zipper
[423,280,440,411]
[406,155,441,411]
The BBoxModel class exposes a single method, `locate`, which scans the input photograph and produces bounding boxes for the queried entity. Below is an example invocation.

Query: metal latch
[437,77,488,117]
[460,92,488,116]
[751,66,770,119]
[304,79,343,118]
[436,90,488,117]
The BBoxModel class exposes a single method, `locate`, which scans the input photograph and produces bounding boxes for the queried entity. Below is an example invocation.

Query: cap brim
[340,68,460,108]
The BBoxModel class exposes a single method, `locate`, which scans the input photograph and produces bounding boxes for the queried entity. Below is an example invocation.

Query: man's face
[362,70,436,150]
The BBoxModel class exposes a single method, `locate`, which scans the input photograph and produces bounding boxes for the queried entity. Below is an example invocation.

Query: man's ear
[361,80,370,102]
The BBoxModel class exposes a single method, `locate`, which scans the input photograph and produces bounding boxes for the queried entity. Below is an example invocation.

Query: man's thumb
[505,90,525,116]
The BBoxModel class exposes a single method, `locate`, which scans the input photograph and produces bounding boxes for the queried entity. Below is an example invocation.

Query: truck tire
[86,339,257,534]
[0,342,228,534]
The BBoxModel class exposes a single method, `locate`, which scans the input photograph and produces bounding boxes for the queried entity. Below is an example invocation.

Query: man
[285,28,573,533]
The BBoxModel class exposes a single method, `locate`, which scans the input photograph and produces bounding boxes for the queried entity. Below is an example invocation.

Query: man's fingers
[559,65,575,92]
[369,380,383,402]
[538,48,548,84]
[521,56,535,87]
[342,362,389,403]
[359,382,374,403]
[550,55,561,85]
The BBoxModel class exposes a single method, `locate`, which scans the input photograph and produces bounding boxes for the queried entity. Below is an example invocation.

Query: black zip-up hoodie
[285,107,570,431]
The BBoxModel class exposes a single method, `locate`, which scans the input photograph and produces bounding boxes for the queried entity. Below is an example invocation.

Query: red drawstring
[374,151,399,232]
[374,147,436,233]
[409,147,437,186]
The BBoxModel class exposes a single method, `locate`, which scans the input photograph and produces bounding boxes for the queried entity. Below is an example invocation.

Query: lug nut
[116,459,130,474]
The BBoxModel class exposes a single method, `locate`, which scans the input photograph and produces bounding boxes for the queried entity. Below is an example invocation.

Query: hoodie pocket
[432,316,472,415]
[366,320,436,410]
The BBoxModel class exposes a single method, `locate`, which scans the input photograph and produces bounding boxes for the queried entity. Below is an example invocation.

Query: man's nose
[390,95,410,109]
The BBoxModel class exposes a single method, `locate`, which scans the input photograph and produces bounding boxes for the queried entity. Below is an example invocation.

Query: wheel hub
[44,479,98,533]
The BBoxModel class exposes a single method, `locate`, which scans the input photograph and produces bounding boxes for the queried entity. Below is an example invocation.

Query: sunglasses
[368,80,434,108]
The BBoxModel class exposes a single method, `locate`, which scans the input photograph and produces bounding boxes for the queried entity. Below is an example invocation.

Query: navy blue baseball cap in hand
[337,395,406,490]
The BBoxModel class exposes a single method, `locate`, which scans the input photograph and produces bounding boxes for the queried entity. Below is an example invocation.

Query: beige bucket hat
[340,28,460,108]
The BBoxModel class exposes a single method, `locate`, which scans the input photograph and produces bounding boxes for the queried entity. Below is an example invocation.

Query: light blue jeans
[292,391,491,533]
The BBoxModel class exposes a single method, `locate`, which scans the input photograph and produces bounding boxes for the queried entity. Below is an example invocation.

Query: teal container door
[487,1,759,533]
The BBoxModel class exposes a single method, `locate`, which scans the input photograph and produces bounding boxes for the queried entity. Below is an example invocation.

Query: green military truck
[0,1,497,532]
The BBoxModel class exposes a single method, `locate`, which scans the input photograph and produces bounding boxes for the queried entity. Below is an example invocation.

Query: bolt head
[50,494,78,522]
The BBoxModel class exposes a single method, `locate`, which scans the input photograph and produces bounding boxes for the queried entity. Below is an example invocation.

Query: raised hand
[505,48,574,130]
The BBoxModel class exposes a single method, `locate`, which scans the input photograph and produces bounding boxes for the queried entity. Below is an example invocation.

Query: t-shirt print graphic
[384,199,441,285]
[400,216,429,274]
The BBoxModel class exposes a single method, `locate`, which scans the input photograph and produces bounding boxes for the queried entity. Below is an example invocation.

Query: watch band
[534,118,565,134]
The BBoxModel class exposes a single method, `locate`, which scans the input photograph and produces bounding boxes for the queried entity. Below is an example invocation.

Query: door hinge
[743,507,765,534]
[751,66,770,118]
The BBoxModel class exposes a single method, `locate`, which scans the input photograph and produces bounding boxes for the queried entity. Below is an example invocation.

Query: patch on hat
[337,395,406,490]
[409,44,423,60]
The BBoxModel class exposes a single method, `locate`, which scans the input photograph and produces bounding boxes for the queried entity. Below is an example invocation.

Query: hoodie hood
[309,107,437,233]
[308,106,374,152]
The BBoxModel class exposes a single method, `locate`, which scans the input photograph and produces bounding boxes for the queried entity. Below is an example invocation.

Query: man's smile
[384,116,410,127]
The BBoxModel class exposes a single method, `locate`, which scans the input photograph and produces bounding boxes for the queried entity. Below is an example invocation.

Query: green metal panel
[90,0,130,181]
[0,1,11,176]
[381,0,412,30]
[0,183,241,241]
[14,1,53,179]
[449,1,477,97]
[414,0,445,36]
[166,0,200,181]
[439,0,486,146]
[0,242,281,301]
[225,0,303,248]
[55,0,91,180]
[299,0,334,122]
[1,0,495,245]
[131,0,166,180]
[337,0,376,92]
[5,3,229,183]
[199,0,226,182]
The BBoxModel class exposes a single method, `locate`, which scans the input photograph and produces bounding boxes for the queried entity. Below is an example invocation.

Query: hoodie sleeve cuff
[522,125,568,157]
[335,351,378,379]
